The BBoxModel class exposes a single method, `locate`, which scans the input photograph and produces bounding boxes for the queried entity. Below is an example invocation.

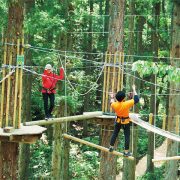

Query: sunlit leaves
[132,60,180,82]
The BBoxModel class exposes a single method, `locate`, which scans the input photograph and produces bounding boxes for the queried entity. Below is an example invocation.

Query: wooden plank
[102,52,108,112]
[0,134,42,144]
[18,37,24,128]
[120,52,124,90]
[152,156,180,162]
[0,125,46,136]
[105,53,111,112]
[5,45,13,127]
[63,133,134,160]
[129,113,180,142]
[162,114,166,130]
[24,111,103,126]
[0,38,7,128]
[111,52,116,94]
[117,52,121,91]
[149,113,153,125]
[13,38,20,128]
[176,115,179,135]
[11,135,42,144]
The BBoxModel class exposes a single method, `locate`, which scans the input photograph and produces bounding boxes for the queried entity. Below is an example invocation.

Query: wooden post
[175,115,179,135]
[63,134,134,160]
[13,39,20,128]
[120,52,124,90]
[117,52,122,91]
[0,38,7,128]
[18,37,24,128]
[105,53,111,112]
[111,52,116,94]
[162,114,166,130]
[5,49,13,127]
[149,113,153,125]
[102,52,108,112]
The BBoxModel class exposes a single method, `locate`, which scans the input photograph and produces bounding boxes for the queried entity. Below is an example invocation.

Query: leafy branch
[132,60,180,82]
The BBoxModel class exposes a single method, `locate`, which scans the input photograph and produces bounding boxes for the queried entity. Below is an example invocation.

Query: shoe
[49,114,54,119]
[45,116,49,120]
[109,146,114,152]
[123,151,132,157]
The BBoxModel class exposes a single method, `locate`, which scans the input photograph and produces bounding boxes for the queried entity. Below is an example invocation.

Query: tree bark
[165,1,180,180]
[99,1,125,179]
[82,0,94,137]
[18,1,34,179]
[0,0,24,179]
[147,2,160,173]
[123,0,136,179]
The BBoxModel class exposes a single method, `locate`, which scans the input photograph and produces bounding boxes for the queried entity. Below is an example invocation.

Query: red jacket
[41,68,64,94]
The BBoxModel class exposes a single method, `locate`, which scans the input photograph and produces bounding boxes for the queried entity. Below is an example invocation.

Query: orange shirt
[111,99,134,124]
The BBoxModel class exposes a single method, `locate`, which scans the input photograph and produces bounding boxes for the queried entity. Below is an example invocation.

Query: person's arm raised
[56,67,64,80]
[132,84,139,104]
[109,92,115,104]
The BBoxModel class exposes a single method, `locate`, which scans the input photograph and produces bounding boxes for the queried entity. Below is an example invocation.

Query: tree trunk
[0,142,18,179]
[147,2,160,173]
[123,0,136,179]
[82,0,93,137]
[51,102,70,180]
[99,1,125,179]
[99,127,117,180]
[165,1,180,180]
[0,0,24,179]
[51,123,63,180]
[18,1,34,179]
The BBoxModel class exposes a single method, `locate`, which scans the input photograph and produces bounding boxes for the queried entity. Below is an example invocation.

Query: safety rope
[0,68,15,84]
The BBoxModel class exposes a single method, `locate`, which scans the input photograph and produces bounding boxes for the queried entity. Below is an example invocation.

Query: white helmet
[45,64,53,71]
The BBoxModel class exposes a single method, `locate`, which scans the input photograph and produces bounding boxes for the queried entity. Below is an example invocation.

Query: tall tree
[82,0,94,136]
[0,0,24,179]
[18,0,35,179]
[147,1,160,173]
[123,0,136,179]
[99,0,125,179]
[165,1,180,180]
[51,1,71,179]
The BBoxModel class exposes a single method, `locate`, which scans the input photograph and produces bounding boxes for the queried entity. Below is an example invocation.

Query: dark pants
[110,122,130,150]
[42,93,55,117]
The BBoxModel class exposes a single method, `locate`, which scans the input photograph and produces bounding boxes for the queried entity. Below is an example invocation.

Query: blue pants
[110,122,130,150]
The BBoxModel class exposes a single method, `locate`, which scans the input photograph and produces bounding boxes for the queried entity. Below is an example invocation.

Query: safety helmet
[45,64,53,71]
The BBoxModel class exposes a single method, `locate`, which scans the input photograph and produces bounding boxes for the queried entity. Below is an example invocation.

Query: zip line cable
[2,41,180,60]
[57,53,105,96]
[0,68,15,83]
[1,65,179,119]
[20,66,180,97]
[2,62,180,93]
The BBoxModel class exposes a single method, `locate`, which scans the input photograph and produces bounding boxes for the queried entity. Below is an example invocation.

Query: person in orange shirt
[109,85,139,156]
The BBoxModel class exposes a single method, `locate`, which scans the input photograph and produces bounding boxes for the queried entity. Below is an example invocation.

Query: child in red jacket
[42,64,64,120]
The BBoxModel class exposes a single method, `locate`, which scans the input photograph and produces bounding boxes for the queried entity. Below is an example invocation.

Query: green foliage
[137,165,165,180]
[132,60,180,82]
[69,144,99,180]
[29,140,52,179]
[0,0,7,28]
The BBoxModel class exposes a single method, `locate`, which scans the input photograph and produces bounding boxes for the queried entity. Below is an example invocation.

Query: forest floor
[116,139,167,179]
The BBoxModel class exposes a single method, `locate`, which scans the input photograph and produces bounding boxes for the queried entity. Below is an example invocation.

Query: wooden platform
[0,124,46,144]
[85,112,115,126]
